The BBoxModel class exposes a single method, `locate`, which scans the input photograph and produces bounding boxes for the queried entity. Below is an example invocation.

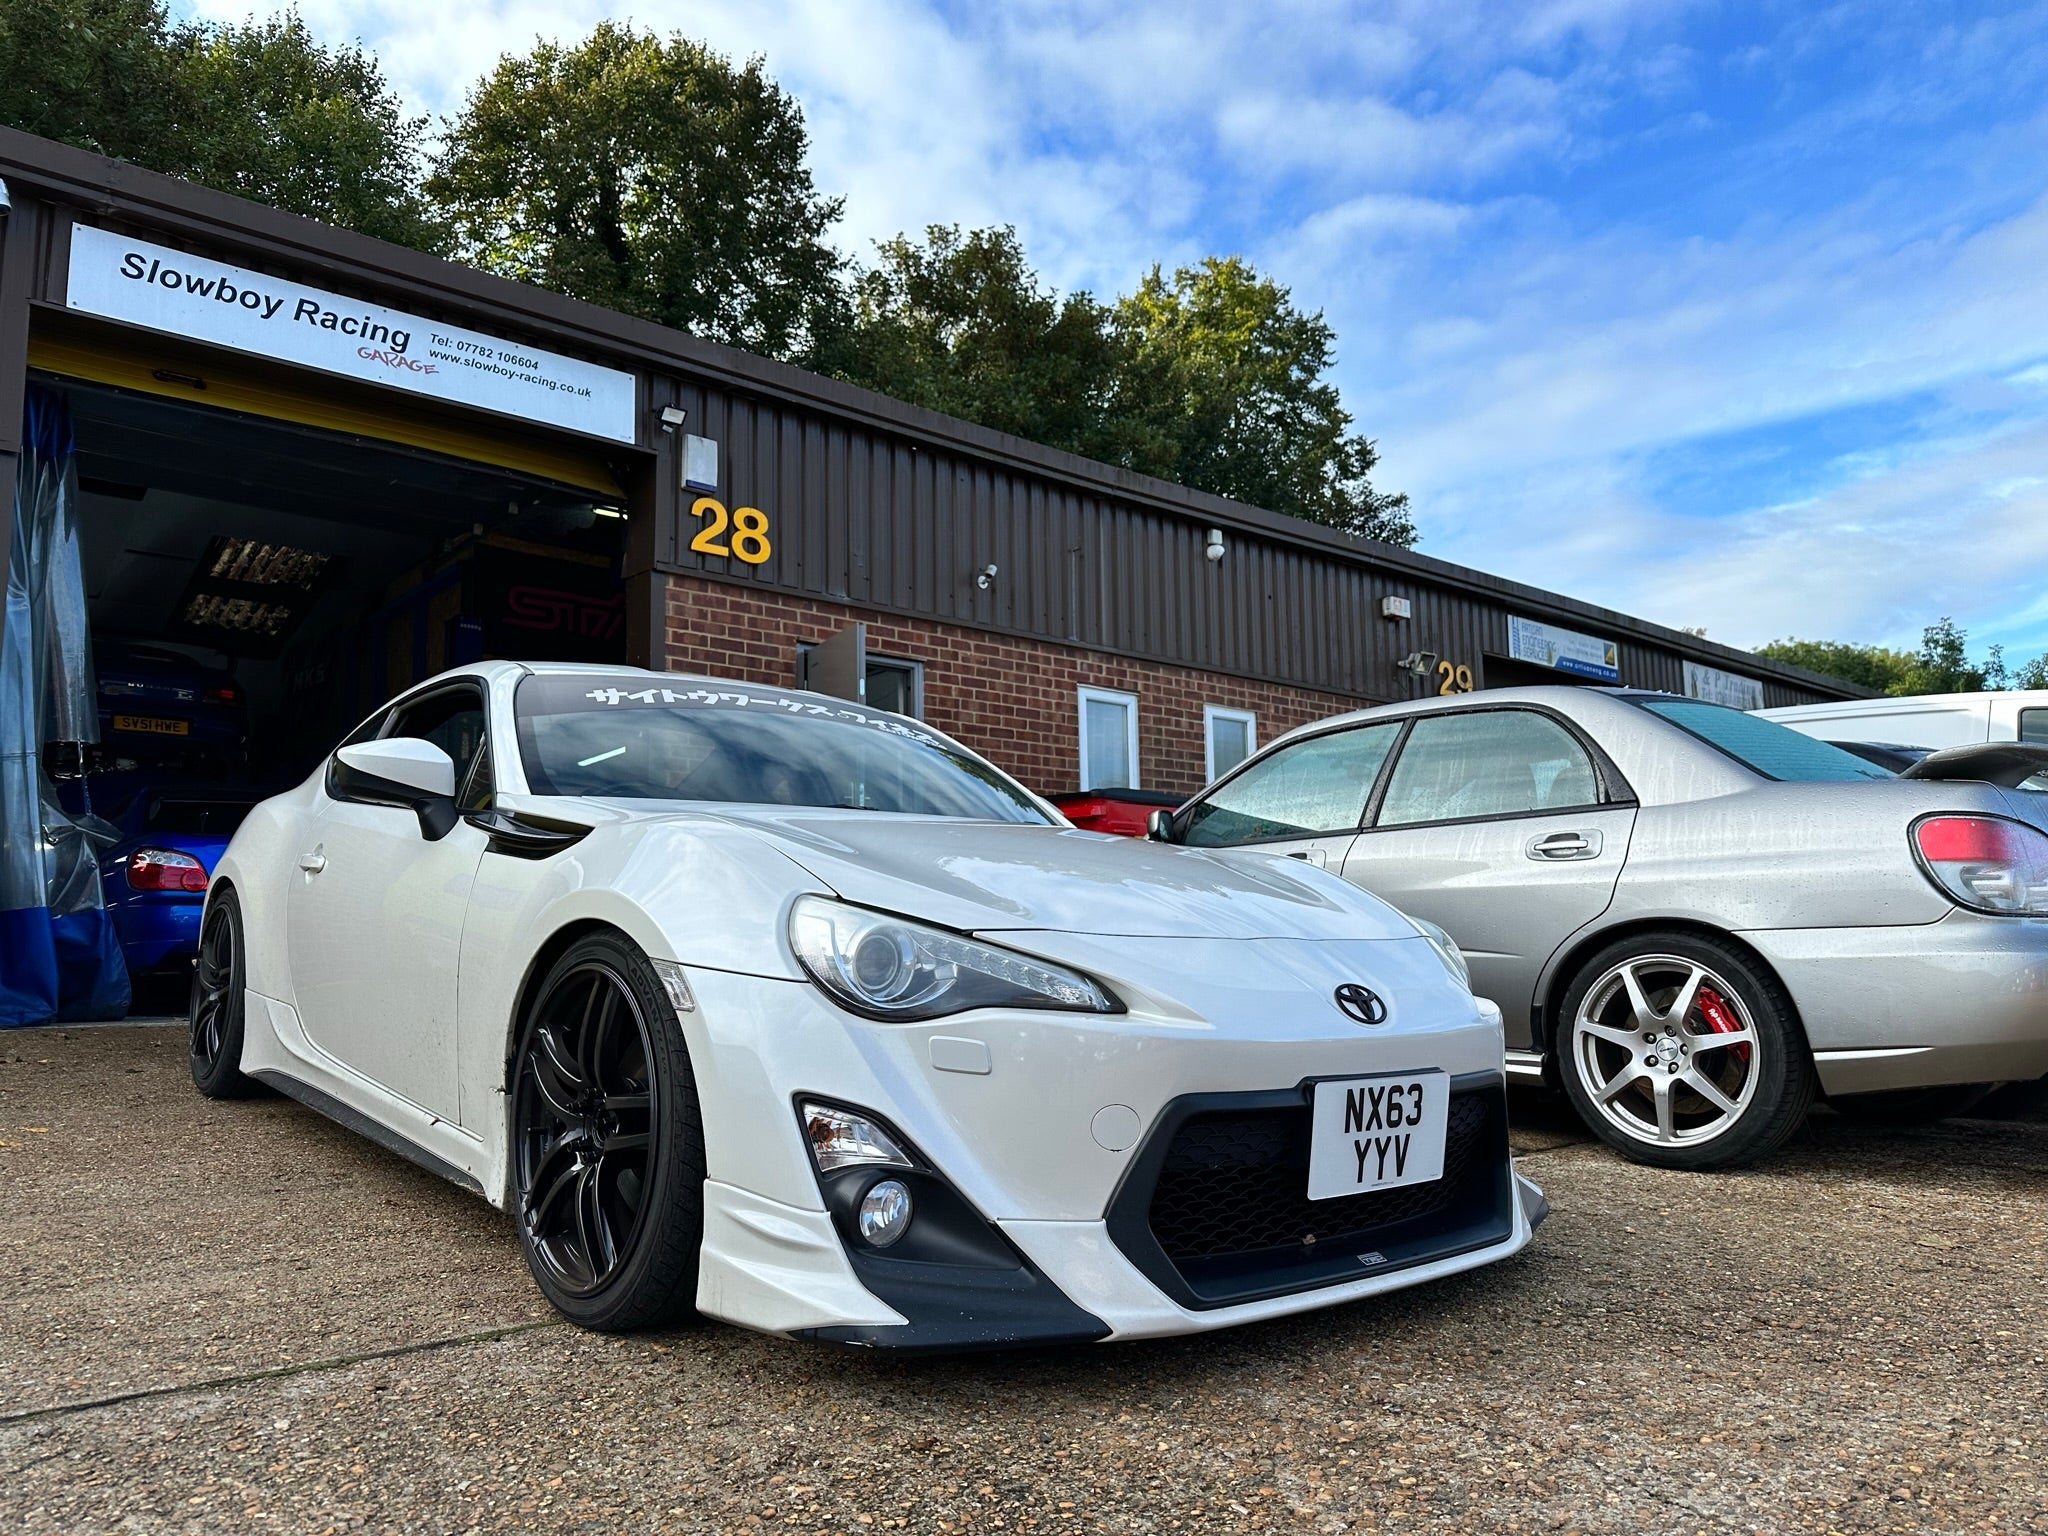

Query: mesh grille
[1147,1092,1492,1260]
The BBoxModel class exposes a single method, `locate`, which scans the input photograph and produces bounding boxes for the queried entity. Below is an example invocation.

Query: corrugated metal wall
[657,376,1843,709]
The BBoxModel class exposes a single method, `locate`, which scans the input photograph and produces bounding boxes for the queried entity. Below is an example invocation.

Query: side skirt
[251,1068,486,1196]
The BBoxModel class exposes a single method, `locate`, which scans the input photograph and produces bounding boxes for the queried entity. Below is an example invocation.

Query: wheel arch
[1533,916,1808,1061]
[499,917,644,1094]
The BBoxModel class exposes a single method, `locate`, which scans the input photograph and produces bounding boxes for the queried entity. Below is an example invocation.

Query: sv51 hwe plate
[1307,1071,1449,1200]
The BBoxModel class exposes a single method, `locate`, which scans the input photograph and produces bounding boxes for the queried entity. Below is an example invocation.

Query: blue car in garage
[98,786,259,986]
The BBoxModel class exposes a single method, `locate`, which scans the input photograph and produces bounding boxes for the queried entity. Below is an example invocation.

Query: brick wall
[660,574,1377,797]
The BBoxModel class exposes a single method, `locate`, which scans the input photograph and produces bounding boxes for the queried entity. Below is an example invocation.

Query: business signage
[1684,660,1765,711]
[1507,615,1620,682]
[65,226,637,443]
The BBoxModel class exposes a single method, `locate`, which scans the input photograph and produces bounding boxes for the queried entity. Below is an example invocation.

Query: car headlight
[1408,915,1471,990]
[789,895,1119,1021]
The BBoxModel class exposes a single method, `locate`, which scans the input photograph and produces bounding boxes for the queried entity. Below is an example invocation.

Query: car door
[1177,722,1403,870]
[285,682,495,1121]
[1339,706,1636,1049]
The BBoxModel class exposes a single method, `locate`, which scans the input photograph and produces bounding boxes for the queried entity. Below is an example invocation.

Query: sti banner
[65,226,636,443]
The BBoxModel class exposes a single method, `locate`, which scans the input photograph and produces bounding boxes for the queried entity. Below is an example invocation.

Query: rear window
[1636,699,1893,781]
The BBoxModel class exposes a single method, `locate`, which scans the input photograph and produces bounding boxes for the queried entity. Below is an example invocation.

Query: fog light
[858,1178,913,1247]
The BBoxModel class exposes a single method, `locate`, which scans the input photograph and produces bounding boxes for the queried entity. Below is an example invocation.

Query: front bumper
[674,933,1539,1346]
[1744,910,2048,1095]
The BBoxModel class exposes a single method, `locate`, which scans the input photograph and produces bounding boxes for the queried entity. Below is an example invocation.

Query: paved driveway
[2,1024,2043,1534]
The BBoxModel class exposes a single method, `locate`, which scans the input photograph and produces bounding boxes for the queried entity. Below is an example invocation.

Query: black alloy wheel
[510,934,704,1331]
[189,888,258,1099]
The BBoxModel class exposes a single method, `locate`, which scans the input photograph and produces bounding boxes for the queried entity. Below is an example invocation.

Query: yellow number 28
[689,496,772,566]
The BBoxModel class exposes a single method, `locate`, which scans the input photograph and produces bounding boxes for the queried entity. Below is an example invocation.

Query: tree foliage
[0,0,186,164]
[0,2,433,246]
[825,225,1129,462]
[1757,618,2033,695]
[428,23,845,360]
[172,16,437,247]
[1110,258,1413,545]
[831,237,1416,546]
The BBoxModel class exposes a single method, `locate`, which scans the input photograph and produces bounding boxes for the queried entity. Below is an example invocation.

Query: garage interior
[34,314,639,795]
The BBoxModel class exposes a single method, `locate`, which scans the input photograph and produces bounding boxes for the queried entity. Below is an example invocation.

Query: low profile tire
[510,933,705,1332]
[1557,931,1813,1171]
[189,888,260,1099]
[1831,1083,1992,1128]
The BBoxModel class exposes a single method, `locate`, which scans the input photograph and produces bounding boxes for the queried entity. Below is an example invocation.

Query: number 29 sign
[688,496,772,565]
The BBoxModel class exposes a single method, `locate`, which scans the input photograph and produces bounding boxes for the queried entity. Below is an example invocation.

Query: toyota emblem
[1333,984,1389,1026]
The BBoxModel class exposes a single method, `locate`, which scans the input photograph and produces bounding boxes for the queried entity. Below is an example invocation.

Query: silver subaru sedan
[1154,687,2048,1170]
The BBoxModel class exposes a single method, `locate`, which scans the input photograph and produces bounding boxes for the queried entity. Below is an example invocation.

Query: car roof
[1264,684,1663,748]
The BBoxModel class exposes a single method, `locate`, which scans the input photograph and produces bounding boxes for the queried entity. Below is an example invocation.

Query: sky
[180,0,2048,667]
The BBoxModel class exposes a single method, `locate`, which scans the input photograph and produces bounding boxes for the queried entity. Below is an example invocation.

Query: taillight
[1911,815,2048,914]
[126,848,209,893]
[206,686,238,704]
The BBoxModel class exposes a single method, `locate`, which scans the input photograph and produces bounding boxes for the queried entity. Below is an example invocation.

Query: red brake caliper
[1694,985,1750,1066]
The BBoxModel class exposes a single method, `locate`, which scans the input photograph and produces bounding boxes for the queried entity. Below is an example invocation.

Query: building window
[1077,686,1140,790]
[795,642,925,719]
[1203,705,1257,782]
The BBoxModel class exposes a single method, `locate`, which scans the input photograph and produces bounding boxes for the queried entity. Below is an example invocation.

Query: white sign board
[65,226,637,444]
[1684,660,1765,711]
[1507,615,1620,682]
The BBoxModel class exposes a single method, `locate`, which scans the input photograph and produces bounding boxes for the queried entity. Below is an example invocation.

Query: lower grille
[1105,1073,1515,1309]
[1150,1092,1491,1260]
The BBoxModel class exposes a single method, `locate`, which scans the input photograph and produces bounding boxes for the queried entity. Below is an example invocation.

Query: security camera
[1205,528,1226,563]
[975,563,999,590]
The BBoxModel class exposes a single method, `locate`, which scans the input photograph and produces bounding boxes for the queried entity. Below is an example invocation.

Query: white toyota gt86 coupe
[191,662,1544,1347]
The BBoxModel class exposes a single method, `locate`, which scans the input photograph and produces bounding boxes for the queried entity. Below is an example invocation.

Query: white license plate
[1307,1072,1449,1201]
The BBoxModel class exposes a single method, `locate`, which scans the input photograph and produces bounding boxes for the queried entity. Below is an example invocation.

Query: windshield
[514,675,1050,822]
[1635,697,1894,781]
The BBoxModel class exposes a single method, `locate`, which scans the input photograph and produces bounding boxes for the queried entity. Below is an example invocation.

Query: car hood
[567,802,1419,941]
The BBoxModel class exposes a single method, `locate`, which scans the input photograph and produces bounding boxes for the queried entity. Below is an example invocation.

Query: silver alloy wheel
[1572,953,1760,1147]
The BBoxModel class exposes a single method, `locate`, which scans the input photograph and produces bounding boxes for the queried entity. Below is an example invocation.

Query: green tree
[1759,618,2007,695]
[1111,257,1414,546]
[0,3,435,248]
[827,225,1128,460]
[0,0,188,164]
[429,23,845,360]
[172,14,438,249]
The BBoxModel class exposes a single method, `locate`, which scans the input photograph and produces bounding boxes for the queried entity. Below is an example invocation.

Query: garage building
[0,129,1861,1020]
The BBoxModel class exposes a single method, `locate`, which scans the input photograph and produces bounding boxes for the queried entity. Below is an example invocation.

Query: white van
[1755,691,2048,751]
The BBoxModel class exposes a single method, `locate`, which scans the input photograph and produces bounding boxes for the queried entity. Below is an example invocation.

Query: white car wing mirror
[336,737,457,800]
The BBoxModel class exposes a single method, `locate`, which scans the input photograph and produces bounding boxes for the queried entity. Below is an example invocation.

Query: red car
[1048,788,1185,837]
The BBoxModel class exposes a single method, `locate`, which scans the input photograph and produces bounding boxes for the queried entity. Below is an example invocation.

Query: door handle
[1288,847,1328,868]
[297,850,327,874]
[1526,830,1601,861]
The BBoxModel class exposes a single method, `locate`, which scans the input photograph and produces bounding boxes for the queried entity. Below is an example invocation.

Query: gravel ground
[2,1024,2044,1535]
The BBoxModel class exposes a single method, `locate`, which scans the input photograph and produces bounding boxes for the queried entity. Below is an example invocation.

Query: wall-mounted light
[591,505,628,520]
[657,404,687,433]
[1398,650,1439,677]
[975,563,999,590]
[1205,528,1226,563]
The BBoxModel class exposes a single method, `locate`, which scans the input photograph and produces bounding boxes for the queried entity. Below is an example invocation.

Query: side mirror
[1146,808,1176,843]
[332,737,460,839]
[337,737,456,799]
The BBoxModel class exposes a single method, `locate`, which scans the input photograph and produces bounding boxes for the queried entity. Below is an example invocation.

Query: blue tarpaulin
[0,385,129,1026]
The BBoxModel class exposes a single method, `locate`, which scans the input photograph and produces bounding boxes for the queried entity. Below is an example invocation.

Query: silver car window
[1377,710,1600,827]
[1180,724,1400,846]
